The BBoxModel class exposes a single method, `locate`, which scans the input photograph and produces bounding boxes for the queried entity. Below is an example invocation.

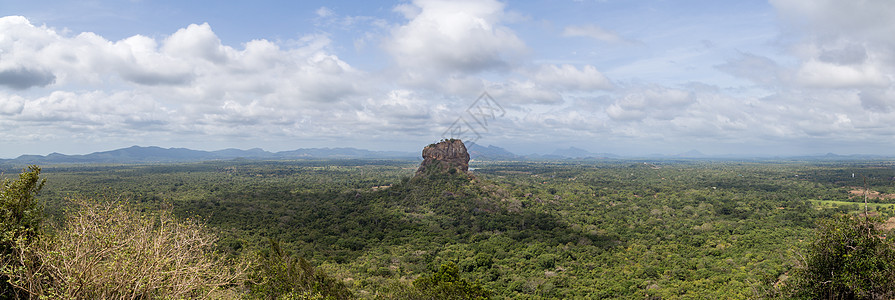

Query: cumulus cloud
[532,64,612,90]
[795,60,888,88]
[769,0,895,89]
[0,14,477,151]
[0,67,56,90]
[0,94,25,115]
[605,86,695,122]
[485,80,563,105]
[770,0,895,42]
[589,83,892,147]
[384,0,527,74]
[749,89,886,139]
[162,23,230,63]
[13,90,169,133]
[5,1,895,157]
[0,16,370,141]
[510,107,606,139]
[113,35,196,86]
[707,0,895,142]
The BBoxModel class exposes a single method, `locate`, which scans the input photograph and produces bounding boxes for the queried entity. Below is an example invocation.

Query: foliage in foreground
[410,262,491,300]
[2,198,242,299]
[0,166,44,299]
[247,239,353,300]
[783,215,895,299]
[368,262,491,300]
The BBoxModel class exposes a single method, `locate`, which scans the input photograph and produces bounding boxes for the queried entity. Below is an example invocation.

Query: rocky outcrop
[416,139,470,175]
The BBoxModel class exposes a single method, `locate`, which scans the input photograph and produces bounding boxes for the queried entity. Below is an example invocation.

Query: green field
[811,199,895,212]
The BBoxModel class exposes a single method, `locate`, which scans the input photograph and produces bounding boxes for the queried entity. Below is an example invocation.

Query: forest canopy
[1,159,894,299]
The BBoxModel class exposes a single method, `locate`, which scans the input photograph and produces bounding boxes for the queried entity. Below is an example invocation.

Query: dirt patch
[371,185,392,191]
[882,217,895,231]
[849,189,895,200]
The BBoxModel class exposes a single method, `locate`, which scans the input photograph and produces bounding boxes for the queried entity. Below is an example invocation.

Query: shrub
[0,165,45,299]
[785,215,895,299]
[2,198,242,299]
[246,239,352,300]
[411,262,491,299]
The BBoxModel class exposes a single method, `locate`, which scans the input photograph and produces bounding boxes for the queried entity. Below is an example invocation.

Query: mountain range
[1,144,890,165]
[2,146,417,164]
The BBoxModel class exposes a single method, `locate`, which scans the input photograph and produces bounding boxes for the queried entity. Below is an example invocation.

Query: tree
[0,166,45,251]
[247,239,352,300]
[411,262,491,300]
[785,215,895,299]
[0,165,44,299]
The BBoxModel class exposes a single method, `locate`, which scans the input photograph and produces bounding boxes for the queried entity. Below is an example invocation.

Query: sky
[1,0,894,158]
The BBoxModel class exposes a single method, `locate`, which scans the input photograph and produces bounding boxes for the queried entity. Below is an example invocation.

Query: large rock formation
[416,139,470,175]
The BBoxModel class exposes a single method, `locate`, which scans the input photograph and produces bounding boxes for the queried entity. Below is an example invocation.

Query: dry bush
[4,198,243,299]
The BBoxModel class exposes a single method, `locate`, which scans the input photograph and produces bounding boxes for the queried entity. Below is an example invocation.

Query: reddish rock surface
[416,139,470,175]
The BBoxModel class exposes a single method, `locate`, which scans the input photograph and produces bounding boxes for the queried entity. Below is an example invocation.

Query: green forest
[3,158,895,299]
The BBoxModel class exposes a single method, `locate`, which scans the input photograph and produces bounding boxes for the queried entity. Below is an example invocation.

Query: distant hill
[275,147,412,159]
[211,148,275,158]
[4,144,890,166]
[673,149,706,158]
[537,147,618,159]
[11,146,215,164]
[552,147,591,158]
[467,144,518,161]
[1,146,417,165]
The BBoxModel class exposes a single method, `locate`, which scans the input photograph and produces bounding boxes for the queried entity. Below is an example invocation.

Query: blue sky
[1,0,894,158]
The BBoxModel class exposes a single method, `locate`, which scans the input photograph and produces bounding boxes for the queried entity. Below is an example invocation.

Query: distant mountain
[11,146,213,164]
[467,144,518,160]
[547,147,618,159]
[5,145,892,166]
[552,147,593,158]
[275,147,413,159]
[1,145,416,165]
[211,148,275,158]
[673,149,706,158]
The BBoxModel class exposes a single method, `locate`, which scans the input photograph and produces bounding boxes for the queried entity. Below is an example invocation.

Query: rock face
[416,139,470,175]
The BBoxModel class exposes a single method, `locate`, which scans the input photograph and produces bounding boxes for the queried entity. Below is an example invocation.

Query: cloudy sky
[1,0,894,158]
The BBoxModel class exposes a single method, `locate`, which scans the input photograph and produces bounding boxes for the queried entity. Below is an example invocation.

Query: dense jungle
[3,158,895,299]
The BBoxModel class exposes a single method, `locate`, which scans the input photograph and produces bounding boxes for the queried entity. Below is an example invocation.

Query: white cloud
[769,0,895,89]
[711,0,895,138]
[770,0,895,42]
[795,59,888,88]
[0,16,370,141]
[12,90,169,135]
[162,23,230,63]
[605,86,695,122]
[0,94,25,115]
[384,0,527,74]
[533,64,612,91]
[316,7,334,18]
[485,80,563,105]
